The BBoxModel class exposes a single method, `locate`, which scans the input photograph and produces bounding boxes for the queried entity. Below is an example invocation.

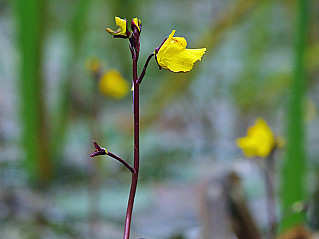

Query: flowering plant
[90,17,206,239]
[236,118,282,239]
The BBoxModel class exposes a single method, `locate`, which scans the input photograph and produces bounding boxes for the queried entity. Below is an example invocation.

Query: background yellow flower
[236,118,275,158]
[98,69,129,99]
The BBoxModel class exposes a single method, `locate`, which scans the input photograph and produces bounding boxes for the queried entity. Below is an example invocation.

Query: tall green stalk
[281,0,309,231]
[14,0,51,184]
[50,0,90,163]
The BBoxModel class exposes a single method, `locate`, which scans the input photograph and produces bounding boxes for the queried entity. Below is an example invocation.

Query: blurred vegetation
[0,0,318,238]
[13,0,51,184]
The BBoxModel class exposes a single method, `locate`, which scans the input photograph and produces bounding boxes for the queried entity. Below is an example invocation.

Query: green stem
[280,0,309,231]
[14,0,51,184]
[50,0,90,166]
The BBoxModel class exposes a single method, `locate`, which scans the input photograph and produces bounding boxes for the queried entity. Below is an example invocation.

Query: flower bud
[131,17,142,33]
[90,141,108,157]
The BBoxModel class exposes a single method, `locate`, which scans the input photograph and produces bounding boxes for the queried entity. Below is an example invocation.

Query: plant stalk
[280,0,309,231]
[264,149,277,239]
[123,58,139,239]
[108,152,135,174]
[137,53,154,84]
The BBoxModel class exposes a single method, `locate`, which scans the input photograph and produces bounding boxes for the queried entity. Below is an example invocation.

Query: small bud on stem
[90,141,135,173]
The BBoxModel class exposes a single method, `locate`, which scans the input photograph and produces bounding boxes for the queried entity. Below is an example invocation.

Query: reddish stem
[90,141,135,173]
[123,58,139,239]
[137,53,154,84]
[108,152,135,174]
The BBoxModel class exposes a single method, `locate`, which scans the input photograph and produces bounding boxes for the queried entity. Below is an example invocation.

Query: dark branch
[107,152,135,174]
[90,141,135,173]
[137,53,155,84]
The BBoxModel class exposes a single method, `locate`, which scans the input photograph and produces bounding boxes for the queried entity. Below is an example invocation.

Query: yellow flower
[98,69,129,99]
[155,30,206,72]
[236,118,275,158]
[106,17,129,37]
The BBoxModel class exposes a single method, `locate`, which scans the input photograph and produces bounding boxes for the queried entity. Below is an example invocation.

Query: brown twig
[90,141,135,174]
[137,53,155,84]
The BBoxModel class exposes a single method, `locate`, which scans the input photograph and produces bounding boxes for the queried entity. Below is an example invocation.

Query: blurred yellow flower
[106,17,128,37]
[85,57,101,75]
[155,30,206,72]
[236,118,275,158]
[98,69,129,99]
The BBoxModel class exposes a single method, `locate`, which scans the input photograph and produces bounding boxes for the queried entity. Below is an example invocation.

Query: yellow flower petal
[106,17,128,36]
[115,17,126,34]
[98,69,129,99]
[236,118,275,158]
[156,30,206,72]
[132,17,141,31]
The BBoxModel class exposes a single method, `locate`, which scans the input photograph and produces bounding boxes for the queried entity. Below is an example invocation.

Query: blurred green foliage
[0,0,318,238]
[13,0,51,184]
[280,0,309,232]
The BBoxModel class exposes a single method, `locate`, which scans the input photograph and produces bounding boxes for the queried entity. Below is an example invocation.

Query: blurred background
[0,0,318,238]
